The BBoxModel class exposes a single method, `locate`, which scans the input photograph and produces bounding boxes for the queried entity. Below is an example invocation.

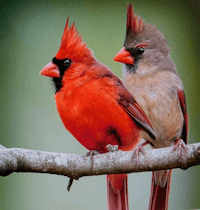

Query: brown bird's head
[114,4,176,76]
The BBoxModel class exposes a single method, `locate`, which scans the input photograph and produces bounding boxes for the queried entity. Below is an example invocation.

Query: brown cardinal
[114,4,188,210]
[40,18,155,210]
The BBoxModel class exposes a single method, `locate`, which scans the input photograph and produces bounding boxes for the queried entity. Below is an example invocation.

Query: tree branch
[0,143,200,179]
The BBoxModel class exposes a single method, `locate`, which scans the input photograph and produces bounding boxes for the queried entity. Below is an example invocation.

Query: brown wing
[177,90,189,144]
[118,85,156,140]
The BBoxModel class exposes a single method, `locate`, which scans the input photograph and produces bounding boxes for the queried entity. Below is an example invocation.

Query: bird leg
[86,150,100,171]
[132,141,149,166]
[86,150,100,156]
[173,139,187,169]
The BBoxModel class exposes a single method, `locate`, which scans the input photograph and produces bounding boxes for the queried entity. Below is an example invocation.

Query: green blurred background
[0,0,199,209]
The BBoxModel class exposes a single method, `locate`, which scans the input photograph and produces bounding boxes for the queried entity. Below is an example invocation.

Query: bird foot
[86,150,99,156]
[173,139,187,156]
[106,144,118,152]
[132,142,148,166]
[173,139,187,168]
[86,150,99,170]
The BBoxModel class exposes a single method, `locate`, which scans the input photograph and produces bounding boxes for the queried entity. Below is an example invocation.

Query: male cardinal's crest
[56,18,92,63]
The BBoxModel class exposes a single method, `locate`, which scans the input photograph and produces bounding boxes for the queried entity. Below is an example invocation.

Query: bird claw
[86,150,99,170]
[173,139,187,150]
[106,144,118,152]
[173,139,187,168]
[86,150,99,156]
[132,142,148,166]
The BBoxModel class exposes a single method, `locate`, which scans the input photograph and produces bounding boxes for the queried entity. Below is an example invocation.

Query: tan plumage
[124,69,184,148]
[114,4,188,210]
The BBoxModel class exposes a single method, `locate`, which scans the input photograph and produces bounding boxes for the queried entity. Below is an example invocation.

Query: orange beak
[113,47,134,65]
[39,62,60,78]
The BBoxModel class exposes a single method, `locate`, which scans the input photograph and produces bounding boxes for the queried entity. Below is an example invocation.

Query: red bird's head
[114,4,175,76]
[40,18,95,92]
[55,18,93,63]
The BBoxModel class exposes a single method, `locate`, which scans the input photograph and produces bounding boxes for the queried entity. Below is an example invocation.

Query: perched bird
[40,18,155,210]
[114,4,188,210]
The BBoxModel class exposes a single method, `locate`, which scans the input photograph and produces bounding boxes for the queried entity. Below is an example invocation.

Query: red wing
[118,87,156,140]
[177,90,189,144]
[98,67,156,139]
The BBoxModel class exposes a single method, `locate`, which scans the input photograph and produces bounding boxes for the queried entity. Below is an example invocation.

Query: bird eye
[136,48,144,55]
[63,58,71,66]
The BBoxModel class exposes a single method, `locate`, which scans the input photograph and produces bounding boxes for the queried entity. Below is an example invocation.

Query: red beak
[40,62,60,78]
[113,47,134,65]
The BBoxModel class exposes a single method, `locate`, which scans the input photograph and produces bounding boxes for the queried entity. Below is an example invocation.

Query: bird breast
[124,68,184,148]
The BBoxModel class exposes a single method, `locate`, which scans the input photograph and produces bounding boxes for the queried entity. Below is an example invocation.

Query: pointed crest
[55,17,92,61]
[126,4,144,35]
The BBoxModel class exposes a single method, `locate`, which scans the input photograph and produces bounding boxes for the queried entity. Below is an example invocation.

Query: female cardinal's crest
[126,4,144,35]
[55,18,92,62]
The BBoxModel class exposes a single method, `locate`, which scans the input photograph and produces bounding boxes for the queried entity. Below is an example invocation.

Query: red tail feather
[107,174,129,210]
[149,170,172,210]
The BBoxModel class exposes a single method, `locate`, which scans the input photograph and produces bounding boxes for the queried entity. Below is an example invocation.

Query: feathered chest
[54,78,141,152]
[124,69,184,146]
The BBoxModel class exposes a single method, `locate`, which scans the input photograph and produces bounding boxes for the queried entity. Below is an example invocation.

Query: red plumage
[56,18,93,64]
[149,170,172,210]
[177,90,189,143]
[40,19,155,210]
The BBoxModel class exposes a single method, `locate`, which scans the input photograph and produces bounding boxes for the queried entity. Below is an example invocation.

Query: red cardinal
[114,4,188,210]
[40,18,155,210]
